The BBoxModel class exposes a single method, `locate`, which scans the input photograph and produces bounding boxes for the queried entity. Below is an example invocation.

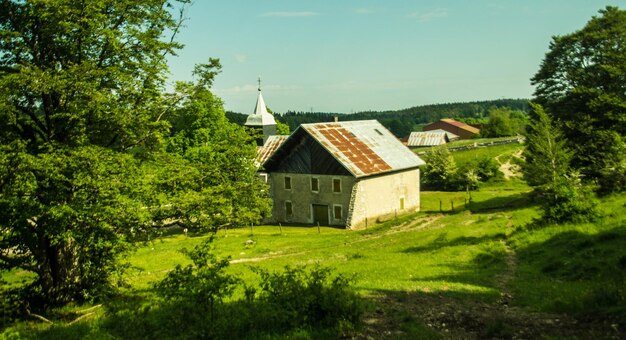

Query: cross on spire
[257,77,261,91]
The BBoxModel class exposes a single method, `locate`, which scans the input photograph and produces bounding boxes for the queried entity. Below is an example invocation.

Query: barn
[262,120,426,230]
[423,118,480,140]
[407,129,459,147]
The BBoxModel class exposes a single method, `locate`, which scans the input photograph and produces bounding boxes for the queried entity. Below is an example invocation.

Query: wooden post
[451,200,454,212]
[250,223,253,235]
[439,199,442,212]
[279,223,282,234]
[317,222,320,234]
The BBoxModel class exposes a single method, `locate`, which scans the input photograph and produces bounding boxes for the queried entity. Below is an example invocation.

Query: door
[312,204,329,226]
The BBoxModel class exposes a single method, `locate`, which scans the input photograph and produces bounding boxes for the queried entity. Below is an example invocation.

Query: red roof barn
[423,119,480,140]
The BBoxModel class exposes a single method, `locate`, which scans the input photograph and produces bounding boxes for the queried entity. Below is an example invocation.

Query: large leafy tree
[531,6,626,192]
[0,0,267,306]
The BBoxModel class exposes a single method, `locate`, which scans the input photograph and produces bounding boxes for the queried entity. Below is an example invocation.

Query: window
[285,201,293,216]
[311,177,319,192]
[284,176,291,190]
[333,205,343,220]
[332,178,341,193]
[400,197,405,210]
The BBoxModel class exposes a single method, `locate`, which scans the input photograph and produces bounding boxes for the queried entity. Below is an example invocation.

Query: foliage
[255,99,530,138]
[521,103,572,187]
[531,6,626,193]
[276,120,290,135]
[0,0,268,307]
[253,265,363,333]
[522,104,600,223]
[421,146,459,191]
[138,241,362,338]
[156,237,239,323]
[540,174,600,224]
[481,107,526,137]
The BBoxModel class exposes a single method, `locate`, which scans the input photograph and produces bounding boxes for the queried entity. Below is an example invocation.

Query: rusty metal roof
[407,130,452,147]
[256,135,288,166]
[439,119,480,134]
[299,120,425,178]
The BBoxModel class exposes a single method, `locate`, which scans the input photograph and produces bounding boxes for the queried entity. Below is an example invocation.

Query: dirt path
[496,149,523,179]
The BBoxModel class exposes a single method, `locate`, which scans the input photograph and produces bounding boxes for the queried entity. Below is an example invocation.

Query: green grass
[451,143,522,168]
[3,144,626,338]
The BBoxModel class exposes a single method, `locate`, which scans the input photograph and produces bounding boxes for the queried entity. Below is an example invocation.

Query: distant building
[407,129,459,147]
[262,120,426,229]
[423,119,479,140]
[245,80,276,146]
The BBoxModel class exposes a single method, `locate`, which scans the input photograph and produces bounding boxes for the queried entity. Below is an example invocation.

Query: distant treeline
[227,98,530,138]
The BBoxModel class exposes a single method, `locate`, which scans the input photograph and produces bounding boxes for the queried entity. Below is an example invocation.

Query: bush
[252,265,364,333]
[540,175,600,224]
[118,238,366,338]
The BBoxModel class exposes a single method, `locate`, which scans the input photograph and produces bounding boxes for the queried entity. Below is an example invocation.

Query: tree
[531,6,626,192]
[421,146,458,191]
[522,103,599,223]
[0,0,268,306]
[521,104,572,187]
[481,107,526,138]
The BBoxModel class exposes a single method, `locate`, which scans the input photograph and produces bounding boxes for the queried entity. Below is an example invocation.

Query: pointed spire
[245,77,276,126]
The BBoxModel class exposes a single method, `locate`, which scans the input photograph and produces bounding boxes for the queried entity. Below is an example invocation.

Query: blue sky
[166,1,623,114]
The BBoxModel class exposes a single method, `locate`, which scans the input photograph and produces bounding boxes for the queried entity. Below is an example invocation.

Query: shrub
[540,175,600,224]
[252,265,363,333]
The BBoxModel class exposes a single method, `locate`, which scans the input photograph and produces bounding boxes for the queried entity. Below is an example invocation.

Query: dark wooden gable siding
[265,130,351,176]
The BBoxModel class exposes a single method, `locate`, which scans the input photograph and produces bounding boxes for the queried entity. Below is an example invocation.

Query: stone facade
[347,168,421,230]
[270,173,354,226]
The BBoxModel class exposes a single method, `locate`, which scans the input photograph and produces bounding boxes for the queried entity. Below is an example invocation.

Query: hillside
[227,98,530,138]
[2,143,625,338]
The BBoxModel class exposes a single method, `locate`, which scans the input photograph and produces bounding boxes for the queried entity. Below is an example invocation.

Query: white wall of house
[347,168,421,230]
[269,173,354,226]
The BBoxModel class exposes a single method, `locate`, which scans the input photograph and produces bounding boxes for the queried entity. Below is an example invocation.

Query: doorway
[312,204,329,226]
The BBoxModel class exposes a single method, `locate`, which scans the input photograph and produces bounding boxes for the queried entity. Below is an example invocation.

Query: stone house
[262,120,426,230]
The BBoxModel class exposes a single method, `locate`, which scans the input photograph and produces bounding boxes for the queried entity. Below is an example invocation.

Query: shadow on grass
[468,191,536,213]
[402,232,506,254]
[512,225,626,323]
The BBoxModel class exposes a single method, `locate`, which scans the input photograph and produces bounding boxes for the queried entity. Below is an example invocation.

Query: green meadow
[3,144,625,338]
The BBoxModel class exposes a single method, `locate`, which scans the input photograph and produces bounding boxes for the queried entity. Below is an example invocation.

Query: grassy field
[3,143,625,338]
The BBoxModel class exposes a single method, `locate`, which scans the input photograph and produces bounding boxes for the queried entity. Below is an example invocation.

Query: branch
[27,310,53,324]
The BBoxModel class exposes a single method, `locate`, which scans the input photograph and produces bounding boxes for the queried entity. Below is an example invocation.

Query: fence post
[439,199,442,212]
[317,222,320,234]
[279,222,282,234]
[451,200,454,212]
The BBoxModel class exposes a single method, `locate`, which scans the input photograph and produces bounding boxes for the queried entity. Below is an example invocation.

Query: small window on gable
[333,205,343,220]
[311,177,319,192]
[333,178,341,193]
[284,176,292,190]
[285,201,293,216]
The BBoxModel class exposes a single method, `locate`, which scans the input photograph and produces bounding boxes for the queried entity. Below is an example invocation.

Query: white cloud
[260,11,319,18]
[408,8,448,22]
[234,53,247,63]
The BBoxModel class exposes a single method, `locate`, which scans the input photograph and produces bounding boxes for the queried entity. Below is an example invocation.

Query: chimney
[334,116,339,122]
